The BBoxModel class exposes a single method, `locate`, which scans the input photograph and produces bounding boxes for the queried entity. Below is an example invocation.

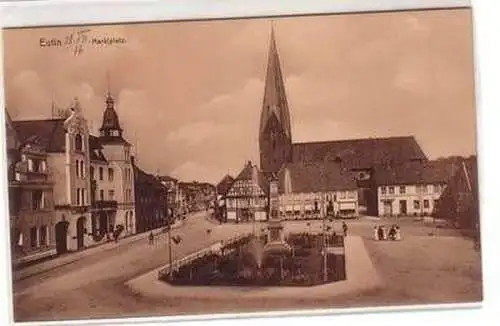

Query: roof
[89,135,107,163]
[277,161,357,194]
[259,26,292,139]
[11,118,66,153]
[292,136,427,169]
[233,161,269,195]
[159,175,178,183]
[216,174,235,196]
[134,165,165,189]
[373,160,453,186]
[100,93,122,132]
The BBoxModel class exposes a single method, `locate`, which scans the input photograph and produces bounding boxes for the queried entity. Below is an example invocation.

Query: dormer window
[75,134,83,151]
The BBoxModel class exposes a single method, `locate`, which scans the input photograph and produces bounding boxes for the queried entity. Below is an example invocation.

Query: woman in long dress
[395,225,401,241]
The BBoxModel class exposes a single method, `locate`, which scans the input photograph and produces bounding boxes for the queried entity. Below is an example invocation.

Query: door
[76,217,86,250]
[399,200,407,215]
[383,200,393,216]
[55,221,69,255]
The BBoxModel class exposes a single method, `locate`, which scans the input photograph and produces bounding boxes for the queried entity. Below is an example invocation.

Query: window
[399,186,406,194]
[434,200,439,209]
[381,187,387,195]
[75,134,83,151]
[389,186,395,194]
[40,225,47,246]
[108,168,114,182]
[76,188,81,205]
[422,185,428,193]
[90,166,95,180]
[80,161,85,178]
[109,190,115,200]
[100,190,104,201]
[424,200,429,209]
[99,167,104,181]
[32,190,43,210]
[81,189,86,206]
[30,227,38,248]
[75,160,80,177]
[414,200,420,210]
[434,184,441,193]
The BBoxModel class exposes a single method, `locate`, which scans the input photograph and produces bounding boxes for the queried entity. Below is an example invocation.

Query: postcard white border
[1,1,499,326]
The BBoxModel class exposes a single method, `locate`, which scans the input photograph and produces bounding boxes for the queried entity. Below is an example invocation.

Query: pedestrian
[378,226,384,241]
[342,221,348,236]
[395,225,401,241]
[373,226,379,241]
[388,225,396,241]
[149,231,154,245]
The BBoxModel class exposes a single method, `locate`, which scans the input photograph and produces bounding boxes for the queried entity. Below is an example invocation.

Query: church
[259,27,429,216]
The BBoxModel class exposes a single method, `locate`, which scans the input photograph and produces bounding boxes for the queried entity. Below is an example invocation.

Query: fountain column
[264,174,290,250]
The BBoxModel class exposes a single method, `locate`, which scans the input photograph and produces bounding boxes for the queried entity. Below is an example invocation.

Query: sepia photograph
[1,5,482,324]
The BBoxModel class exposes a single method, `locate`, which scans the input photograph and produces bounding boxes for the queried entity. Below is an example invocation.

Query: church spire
[258,23,293,174]
[259,23,292,139]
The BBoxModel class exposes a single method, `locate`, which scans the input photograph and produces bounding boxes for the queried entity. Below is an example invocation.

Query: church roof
[11,118,66,153]
[259,26,292,140]
[277,161,357,194]
[292,136,427,169]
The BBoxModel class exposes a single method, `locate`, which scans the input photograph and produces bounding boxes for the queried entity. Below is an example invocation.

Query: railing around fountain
[157,233,252,280]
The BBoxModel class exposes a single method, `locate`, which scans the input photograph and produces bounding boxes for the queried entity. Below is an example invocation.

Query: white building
[374,162,449,217]
[277,162,359,219]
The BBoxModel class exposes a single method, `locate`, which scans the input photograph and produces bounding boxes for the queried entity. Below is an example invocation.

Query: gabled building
[277,161,359,219]
[434,156,479,232]
[225,161,269,223]
[10,100,92,254]
[7,93,136,257]
[215,174,235,222]
[6,109,56,265]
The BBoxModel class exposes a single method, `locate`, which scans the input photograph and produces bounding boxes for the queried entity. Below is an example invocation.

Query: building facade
[7,93,136,256]
[373,162,449,217]
[277,162,359,220]
[96,93,136,237]
[225,161,269,222]
[6,110,57,265]
[133,160,168,233]
[434,156,479,231]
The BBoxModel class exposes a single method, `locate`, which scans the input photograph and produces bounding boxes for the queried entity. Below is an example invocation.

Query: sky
[2,8,476,184]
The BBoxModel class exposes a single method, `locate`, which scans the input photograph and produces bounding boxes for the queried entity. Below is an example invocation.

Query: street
[12,214,482,322]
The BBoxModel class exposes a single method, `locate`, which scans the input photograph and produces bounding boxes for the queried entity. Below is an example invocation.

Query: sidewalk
[12,219,185,282]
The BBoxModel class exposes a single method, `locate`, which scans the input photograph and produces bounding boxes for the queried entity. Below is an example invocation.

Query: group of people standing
[374,224,401,241]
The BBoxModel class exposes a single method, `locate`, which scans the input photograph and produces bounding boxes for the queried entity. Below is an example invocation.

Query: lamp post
[167,222,173,280]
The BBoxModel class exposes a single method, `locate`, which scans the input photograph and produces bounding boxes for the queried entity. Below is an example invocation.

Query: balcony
[92,200,118,210]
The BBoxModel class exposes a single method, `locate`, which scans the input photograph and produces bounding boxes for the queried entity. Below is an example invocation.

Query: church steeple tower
[259,24,293,174]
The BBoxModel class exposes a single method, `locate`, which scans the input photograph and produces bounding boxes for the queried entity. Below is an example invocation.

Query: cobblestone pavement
[12,216,482,323]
